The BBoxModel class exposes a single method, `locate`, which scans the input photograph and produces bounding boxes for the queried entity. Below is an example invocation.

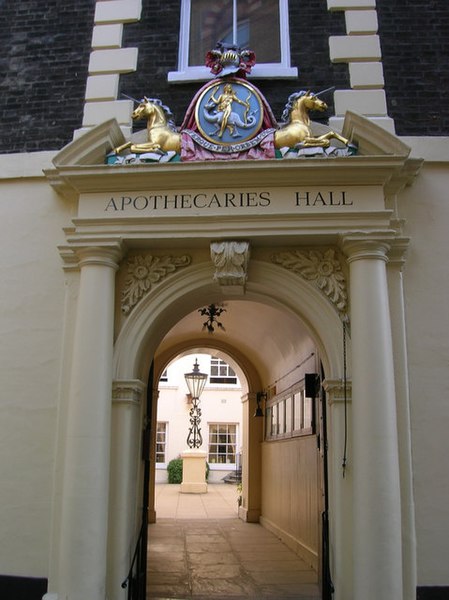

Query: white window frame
[156,421,168,465]
[209,356,238,386]
[168,0,298,83]
[208,423,238,468]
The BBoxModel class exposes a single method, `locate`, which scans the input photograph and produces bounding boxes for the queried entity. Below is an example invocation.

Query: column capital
[112,379,146,405]
[241,392,257,404]
[59,241,123,271]
[387,237,410,269]
[340,233,393,263]
[323,378,352,406]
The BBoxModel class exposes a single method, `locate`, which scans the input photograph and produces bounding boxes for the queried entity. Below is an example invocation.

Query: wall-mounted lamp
[305,373,320,398]
[254,392,267,417]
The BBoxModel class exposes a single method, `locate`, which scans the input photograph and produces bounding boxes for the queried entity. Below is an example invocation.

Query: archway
[109,258,346,598]
[46,113,420,600]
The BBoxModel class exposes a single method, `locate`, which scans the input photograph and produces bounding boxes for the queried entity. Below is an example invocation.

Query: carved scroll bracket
[210,241,250,295]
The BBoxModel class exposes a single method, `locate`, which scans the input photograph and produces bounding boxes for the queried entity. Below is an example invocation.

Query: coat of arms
[111,43,355,163]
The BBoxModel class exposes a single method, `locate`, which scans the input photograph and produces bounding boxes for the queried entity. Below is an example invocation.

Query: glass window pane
[189,0,280,67]
[265,406,272,439]
[285,395,292,432]
[294,392,303,431]
[208,423,236,463]
[156,422,167,462]
[272,404,279,436]
[278,400,285,434]
[304,397,313,430]
[237,0,280,62]
[189,0,233,65]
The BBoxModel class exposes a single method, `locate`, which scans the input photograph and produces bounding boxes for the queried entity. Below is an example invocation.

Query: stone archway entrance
[45,113,420,600]
[108,263,344,600]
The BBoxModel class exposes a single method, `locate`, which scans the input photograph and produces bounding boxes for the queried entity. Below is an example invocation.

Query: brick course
[377,0,449,135]
[120,0,349,128]
[0,0,95,154]
[1,0,448,154]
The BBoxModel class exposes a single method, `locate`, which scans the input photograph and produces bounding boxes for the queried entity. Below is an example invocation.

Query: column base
[238,505,261,522]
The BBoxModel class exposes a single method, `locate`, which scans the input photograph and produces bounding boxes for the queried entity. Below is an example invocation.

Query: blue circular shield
[195,79,264,146]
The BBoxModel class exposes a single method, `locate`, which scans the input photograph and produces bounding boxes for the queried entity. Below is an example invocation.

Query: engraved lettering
[193,194,208,208]
[133,195,148,210]
[341,191,353,206]
[224,192,237,207]
[295,191,310,206]
[121,196,133,210]
[259,191,271,206]
[105,197,118,211]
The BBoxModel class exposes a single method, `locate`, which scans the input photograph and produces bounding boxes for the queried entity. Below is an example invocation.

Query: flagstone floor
[148,483,320,599]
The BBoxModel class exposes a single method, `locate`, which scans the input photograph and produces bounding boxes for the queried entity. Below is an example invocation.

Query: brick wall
[377,0,449,135]
[1,0,448,154]
[0,0,95,154]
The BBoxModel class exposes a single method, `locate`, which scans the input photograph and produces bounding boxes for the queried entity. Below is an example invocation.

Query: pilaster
[238,392,263,523]
[323,379,353,600]
[387,241,417,600]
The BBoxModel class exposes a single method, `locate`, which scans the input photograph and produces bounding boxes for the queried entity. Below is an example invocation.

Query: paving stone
[146,484,320,599]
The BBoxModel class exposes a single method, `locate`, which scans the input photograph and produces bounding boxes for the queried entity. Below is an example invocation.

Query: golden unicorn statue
[114,91,350,156]
[114,97,181,155]
[274,91,349,149]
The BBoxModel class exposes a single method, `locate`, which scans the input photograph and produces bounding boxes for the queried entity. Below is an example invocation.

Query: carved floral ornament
[120,247,348,319]
[271,248,348,317]
[121,254,191,315]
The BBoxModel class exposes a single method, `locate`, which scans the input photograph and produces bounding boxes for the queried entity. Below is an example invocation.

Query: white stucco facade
[1,1,449,599]
[1,122,448,600]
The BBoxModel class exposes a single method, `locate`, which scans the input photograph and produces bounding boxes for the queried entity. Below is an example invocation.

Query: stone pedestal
[180,450,208,494]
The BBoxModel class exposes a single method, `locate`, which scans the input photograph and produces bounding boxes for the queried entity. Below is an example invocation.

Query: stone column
[342,236,403,599]
[58,245,121,600]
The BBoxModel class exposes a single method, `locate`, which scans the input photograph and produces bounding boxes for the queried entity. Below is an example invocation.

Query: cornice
[45,155,416,200]
[62,211,395,251]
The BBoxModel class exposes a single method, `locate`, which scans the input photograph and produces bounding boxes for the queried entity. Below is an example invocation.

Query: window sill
[168,65,298,83]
